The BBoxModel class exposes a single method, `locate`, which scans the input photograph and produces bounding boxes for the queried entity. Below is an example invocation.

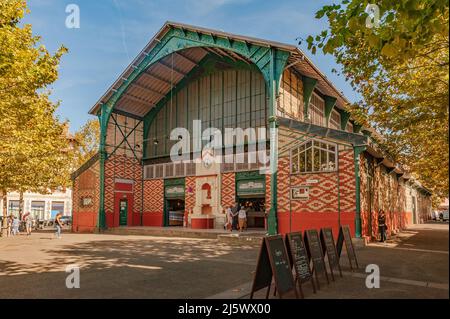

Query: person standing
[231,202,240,231]
[24,212,33,236]
[224,206,233,232]
[54,213,63,239]
[6,215,12,237]
[11,216,20,236]
[238,206,247,233]
[378,209,387,242]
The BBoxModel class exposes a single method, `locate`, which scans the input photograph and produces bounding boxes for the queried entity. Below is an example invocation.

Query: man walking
[54,213,63,239]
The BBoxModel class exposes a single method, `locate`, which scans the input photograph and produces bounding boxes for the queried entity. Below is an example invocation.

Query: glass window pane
[306,148,313,171]
[313,148,320,171]
[300,152,306,172]
[320,149,328,171]
[292,154,299,173]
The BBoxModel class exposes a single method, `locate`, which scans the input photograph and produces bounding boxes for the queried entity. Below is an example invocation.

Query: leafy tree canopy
[309,0,449,200]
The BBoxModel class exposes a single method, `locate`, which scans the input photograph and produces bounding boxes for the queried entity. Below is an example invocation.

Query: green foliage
[72,119,100,168]
[310,0,449,200]
[0,0,69,227]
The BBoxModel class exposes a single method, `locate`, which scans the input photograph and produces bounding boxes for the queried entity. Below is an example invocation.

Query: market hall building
[71,22,432,241]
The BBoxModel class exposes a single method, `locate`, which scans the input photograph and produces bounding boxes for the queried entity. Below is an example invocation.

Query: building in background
[0,189,72,220]
[71,22,432,241]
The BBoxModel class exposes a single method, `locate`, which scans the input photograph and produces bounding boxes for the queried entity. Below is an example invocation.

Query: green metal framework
[97,25,290,233]
[301,76,317,121]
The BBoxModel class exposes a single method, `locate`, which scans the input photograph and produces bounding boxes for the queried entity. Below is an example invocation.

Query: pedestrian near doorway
[54,213,63,239]
[231,202,240,231]
[378,209,387,242]
[238,206,247,233]
[224,206,233,232]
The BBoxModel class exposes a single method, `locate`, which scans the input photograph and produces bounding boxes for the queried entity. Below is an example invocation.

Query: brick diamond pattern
[105,154,143,214]
[277,157,291,213]
[221,173,235,209]
[144,179,163,212]
[185,177,196,214]
[338,150,356,213]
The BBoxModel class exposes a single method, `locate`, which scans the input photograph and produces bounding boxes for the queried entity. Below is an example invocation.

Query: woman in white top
[238,207,247,232]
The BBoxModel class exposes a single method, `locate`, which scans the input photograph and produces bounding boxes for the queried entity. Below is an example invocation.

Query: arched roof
[89,21,351,119]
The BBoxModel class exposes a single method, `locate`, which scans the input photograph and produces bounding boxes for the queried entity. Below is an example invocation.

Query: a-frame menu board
[336,225,359,270]
[285,232,316,296]
[250,235,298,299]
[304,229,329,289]
[320,227,343,280]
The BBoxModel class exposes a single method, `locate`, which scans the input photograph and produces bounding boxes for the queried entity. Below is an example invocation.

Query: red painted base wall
[191,218,215,229]
[277,212,355,239]
[143,212,163,226]
[72,212,97,233]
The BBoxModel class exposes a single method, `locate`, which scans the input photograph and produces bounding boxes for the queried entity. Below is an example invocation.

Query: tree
[72,119,100,169]
[308,0,449,200]
[0,0,67,234]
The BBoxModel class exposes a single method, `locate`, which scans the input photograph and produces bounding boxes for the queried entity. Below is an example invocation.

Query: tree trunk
[19,191,24,221]
[1,190,7,237]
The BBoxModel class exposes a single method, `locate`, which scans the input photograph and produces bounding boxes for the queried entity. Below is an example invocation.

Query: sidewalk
[208,223,449,299]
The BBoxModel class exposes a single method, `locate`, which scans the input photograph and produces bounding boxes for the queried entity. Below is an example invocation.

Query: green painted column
[267,48,278,236]
[267,48,289,235]
[353,145,366,238]
[98,104,108,231]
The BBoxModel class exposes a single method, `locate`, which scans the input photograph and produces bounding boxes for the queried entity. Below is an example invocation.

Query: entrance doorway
[119,199,128,226]
[238,197,266,228]
[166,198,185,227]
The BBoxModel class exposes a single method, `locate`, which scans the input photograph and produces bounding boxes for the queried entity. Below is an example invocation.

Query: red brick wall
[359,153,409,240]
[275,147,356,237]
[221,173,235,209]
[185,176,196,214]
[72,161,100,233]
[143,179,164,226]
[104,154,143,226]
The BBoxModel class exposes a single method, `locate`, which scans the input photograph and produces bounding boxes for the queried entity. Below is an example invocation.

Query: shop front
[235,171,266,229]
[164,178,185,227]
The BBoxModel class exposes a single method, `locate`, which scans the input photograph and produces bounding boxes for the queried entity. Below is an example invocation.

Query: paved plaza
[0,223,448,299]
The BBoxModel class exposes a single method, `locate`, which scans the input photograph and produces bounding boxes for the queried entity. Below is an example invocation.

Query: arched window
[291,139,337,174]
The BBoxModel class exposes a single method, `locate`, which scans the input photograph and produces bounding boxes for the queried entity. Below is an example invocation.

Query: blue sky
[26,0,359,132]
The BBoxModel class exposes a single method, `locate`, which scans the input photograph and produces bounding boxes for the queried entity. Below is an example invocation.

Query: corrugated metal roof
[89,21,352,118]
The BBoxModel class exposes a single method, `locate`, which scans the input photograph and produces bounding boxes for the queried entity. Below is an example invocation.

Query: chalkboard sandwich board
[336,225,359,270]
[250,235,298,299]
[285,232,316,296]
[304,229,329,289]
[320,228,342,280]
